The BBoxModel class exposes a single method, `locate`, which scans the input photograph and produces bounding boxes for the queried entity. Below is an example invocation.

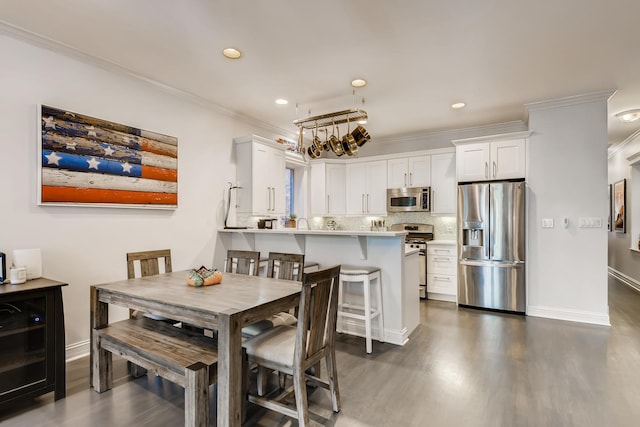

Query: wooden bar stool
[338,265,384,353]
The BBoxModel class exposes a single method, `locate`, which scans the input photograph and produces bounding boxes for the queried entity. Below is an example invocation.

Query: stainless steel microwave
[387,187,430,212]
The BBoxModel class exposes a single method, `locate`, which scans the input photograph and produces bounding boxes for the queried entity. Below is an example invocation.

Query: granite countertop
[218,228,407,237]
[427,239,457,245]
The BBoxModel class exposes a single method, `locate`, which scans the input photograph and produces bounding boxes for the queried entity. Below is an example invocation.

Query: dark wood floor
[2,276,640,426]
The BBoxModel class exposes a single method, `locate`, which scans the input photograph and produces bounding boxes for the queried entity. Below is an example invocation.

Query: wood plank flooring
[2,276,640,426]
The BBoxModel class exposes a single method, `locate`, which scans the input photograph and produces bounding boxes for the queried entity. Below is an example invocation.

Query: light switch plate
[578,217,602,228]
[542,218,554,228]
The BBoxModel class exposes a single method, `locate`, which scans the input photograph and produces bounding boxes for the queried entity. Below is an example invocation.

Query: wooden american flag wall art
[38,105,178,209]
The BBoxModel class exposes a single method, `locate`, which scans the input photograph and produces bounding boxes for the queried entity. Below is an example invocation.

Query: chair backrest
[126,249,172,279]
[267,252,305,282]
[225,250,260,276]
[296,265,341,367]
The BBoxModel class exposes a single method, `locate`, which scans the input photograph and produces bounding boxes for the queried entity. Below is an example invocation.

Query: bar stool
[338,265,384,353]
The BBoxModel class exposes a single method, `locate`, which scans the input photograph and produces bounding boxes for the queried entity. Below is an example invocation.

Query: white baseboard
[527,305,610,326]
[427,293,456,303]
[338,318,408,346]
[66,339,90,362]
[608,267,640,293]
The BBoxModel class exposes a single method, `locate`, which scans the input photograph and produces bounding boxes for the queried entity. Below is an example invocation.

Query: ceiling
[2,0,640,148]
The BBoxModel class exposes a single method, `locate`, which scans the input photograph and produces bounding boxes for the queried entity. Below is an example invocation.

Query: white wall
[0,34,279,357]
[525,91,612,325]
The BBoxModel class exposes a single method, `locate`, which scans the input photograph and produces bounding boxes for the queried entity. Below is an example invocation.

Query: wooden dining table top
[93,270,302,323]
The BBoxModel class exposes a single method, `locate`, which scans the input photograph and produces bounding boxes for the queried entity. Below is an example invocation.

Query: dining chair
[242,265,342,426]
[225,250,260,276]
[125,249,175,377]
[126,249,173,321]
[245,252,305,394]
[266,252,305,281]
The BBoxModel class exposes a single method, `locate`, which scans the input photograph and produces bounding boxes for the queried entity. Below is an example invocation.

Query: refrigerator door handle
[460,259,524,267]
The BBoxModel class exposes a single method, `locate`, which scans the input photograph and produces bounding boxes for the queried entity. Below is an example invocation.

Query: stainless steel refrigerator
[457,180,526,313]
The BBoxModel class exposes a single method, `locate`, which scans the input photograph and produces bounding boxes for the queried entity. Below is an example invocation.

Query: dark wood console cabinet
[0,278,67,409]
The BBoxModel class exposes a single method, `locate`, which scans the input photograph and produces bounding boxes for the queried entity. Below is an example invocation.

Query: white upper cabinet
[387,155,431,188]
[234,135,287,216]
[491,139,526,180]
[346,160,387,215]
[310,162,346,216]
[453,132,530,182]
[430,152,456,214]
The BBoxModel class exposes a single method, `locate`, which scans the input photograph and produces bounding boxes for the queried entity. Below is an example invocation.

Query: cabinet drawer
[427,256,456,275]
[427,274,457,295]
[427,245,457,257]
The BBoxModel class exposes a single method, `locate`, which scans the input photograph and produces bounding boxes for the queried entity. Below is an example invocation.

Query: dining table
[90,270,302,427]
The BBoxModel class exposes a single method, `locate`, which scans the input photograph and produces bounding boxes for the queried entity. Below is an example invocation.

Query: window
[285,167,294,217]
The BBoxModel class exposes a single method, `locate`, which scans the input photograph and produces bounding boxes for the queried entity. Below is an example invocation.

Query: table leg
[217,313,242,427]
[90,286,112,392]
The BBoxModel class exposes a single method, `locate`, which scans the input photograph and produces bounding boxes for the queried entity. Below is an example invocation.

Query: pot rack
[293,108,368,130]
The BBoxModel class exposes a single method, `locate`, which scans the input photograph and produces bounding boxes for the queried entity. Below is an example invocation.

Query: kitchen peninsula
[215,228,420,345]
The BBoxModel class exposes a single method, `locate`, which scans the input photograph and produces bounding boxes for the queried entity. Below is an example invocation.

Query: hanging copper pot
[351,125,370,147]
[329,121,344,156]
[312,122,323,152]
[321,128,331,151]
[307,143,321,159]
[341,118,358,156]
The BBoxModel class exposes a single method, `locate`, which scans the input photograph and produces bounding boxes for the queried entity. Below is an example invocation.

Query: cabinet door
[431,153,456,214]
[310,163,327,215]
[456,142,490,182]
[346,163,368,214]
[387,158,408,188]
[491,139,526,180]
[365,160,388,215]
[252,144,271,215]
[408,155,431,187]
[269,148,286,215]
[326,163,346,215]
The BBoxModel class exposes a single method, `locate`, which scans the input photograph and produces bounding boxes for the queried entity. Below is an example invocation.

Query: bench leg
[185,362,209,427]
[91,331,113,392]
[128,361,148,378]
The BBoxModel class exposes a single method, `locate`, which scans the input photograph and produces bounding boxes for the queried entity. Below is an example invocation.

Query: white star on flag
[87,157,101,170]
[65,141,77,150]
[86,125,97,137]
[43,116,56,129]
[121,162,132,173]
[45,152,62,166]
[103,146,115,156]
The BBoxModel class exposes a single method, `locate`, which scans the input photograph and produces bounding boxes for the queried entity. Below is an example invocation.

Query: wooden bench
[92,317,218,427]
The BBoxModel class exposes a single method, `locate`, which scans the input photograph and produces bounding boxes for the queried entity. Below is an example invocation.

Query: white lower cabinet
[426,242,457,302]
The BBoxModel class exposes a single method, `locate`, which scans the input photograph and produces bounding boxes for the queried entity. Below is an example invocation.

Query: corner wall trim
[608,267,640,293]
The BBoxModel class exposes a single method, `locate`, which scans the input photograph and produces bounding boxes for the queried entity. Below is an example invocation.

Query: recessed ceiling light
[275,99,288,105]
[351,78,367,88]
[451,102,466,109]
[358,120,367,125]
[222,47,241,59]
[616,109,640,123]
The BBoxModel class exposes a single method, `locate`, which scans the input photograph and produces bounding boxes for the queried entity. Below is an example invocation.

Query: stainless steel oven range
[391,223,434,299]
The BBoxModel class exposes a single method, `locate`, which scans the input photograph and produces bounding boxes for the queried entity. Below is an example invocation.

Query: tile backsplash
[238,212,457,239]
[318,213,457,239]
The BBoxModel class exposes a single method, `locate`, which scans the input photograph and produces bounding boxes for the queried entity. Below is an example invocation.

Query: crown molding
[0,20,293,138]
[374,120,527,145]
[608,127,640,159]
[524,89,617,112]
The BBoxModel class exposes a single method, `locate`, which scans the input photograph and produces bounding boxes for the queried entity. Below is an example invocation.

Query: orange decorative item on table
[186,266,223,287]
